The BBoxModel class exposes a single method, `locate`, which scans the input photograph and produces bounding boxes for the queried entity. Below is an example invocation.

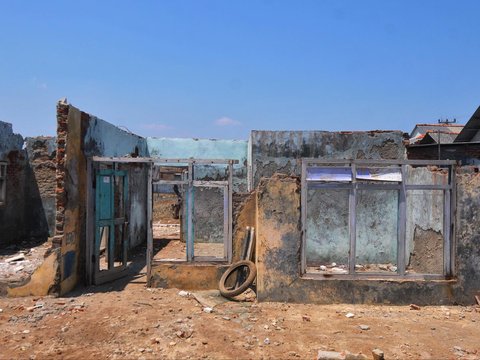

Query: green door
[94,169,129,284]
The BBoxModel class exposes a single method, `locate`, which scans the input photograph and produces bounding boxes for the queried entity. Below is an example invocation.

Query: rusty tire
[219,260,257,298]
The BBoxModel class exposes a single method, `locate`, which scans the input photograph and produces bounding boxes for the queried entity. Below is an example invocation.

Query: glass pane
[152,184,184,261]
[306,167,352,182]
[406,190,444,274]
[306,188,350,274]
[356,167,402,182]
[356,190,398,273]
[193,186,225,259]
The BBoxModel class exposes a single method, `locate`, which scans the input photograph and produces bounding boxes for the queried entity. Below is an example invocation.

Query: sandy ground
[1,258,479,360]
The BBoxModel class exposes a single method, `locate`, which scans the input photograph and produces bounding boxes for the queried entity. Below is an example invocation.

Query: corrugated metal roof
[454,106,480,142]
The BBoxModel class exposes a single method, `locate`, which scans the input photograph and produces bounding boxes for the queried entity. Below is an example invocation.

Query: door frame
[86,157,153,285]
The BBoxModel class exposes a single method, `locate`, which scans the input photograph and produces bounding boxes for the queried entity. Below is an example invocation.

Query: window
[0,162,6,205]
[301,160,455,279]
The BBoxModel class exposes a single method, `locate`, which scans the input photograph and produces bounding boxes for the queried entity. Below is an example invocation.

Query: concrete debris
[14,265,25,272]
[5,254,26,262]
[371,349,385,360]
[302,315,311,322]
[26,304,43,312]
[264,337,270,345]
[178,290,190,297]
[358,325,370,330]
[203,307,213,313]
[320,265,328,271]
[317,350,368,360]
[345,313,355,318]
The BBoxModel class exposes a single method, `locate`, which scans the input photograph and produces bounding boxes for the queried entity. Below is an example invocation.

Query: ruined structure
[1,101,480,305]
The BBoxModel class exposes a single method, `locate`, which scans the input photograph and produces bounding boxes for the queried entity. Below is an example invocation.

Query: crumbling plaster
[250,130,406,188]
[255,173,480,305]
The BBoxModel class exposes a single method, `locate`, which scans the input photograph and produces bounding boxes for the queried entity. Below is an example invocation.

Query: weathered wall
[0,123,54,246]
[250,130,406,188]
[256,173,479,305]
[454,167,480,304]
[123,163,148,249]
[150,262,229,290]
[83,116,147,158]
[306,188,399,266]
[405,167,446,273]
[232,192,257,262]
[54,102,149,294]
[25,136,57,237]
[147,137,248,192]
[193,187,224,245]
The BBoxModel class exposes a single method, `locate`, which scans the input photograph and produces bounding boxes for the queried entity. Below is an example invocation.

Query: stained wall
[256,172,480,305]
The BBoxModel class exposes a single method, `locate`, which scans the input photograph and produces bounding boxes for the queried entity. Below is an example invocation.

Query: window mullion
[349,163,356,275]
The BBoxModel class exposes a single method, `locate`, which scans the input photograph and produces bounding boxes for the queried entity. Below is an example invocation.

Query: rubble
[371,348,384,360]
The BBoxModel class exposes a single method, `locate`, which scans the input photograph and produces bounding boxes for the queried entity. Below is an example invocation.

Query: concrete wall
[147,137,248,192]
[250,130,406,188]
[255,173,480,305]
[83,116,148,158]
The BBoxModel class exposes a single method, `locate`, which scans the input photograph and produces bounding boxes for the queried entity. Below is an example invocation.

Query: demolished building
[1,100,479,305]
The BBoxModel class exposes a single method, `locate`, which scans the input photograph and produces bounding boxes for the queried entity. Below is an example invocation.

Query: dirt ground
[1,260,479,360]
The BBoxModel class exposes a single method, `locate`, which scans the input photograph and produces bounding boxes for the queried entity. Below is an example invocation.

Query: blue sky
[1,1,480,139]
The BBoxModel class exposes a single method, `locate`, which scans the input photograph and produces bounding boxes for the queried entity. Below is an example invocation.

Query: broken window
[0,162,6,205]
[302,160,455,279]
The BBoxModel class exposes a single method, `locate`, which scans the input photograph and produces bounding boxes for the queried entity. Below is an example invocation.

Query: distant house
[409,123,463,144]
[407,106,480,164]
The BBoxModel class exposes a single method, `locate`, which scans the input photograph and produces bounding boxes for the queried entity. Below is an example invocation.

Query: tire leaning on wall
[218,260,257,298]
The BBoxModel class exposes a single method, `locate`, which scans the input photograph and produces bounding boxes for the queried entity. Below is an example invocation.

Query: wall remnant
[0,122,54,246]
[53,101,149,294]
[250,130,406,188]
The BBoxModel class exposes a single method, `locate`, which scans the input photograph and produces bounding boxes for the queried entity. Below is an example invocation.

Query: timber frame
[301,159,457,281]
